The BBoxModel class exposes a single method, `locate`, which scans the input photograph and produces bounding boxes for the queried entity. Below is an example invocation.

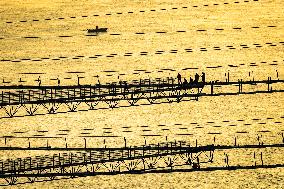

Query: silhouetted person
[183,78,188,89]
[201,72,205,83]
[38,76,42,86]
[194,73,199,83]
[177,73,182,85]
[57,78,60,86]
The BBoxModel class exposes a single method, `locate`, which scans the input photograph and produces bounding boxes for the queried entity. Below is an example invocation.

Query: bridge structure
[0,77,283,117]
[1,141,284,185]
[0,141,214,185]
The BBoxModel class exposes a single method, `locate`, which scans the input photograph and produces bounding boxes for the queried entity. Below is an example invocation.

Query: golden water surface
[0,0,284,188]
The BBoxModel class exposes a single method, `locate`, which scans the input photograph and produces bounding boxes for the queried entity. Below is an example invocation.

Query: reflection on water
[0,0,284,188]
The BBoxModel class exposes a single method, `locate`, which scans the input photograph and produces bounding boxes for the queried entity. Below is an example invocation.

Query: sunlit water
[0,0,284,188]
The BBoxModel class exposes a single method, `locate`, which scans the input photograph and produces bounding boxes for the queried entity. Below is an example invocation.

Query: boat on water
[87,26,108,33]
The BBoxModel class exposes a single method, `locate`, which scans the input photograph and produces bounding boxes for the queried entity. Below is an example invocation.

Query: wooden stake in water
[124,137,127,148]
[254,151,256,166]
[65,138,67,149]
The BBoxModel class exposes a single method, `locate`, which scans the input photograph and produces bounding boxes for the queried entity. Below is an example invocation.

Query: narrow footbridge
[0,77,283,117]
[1,141,284,185]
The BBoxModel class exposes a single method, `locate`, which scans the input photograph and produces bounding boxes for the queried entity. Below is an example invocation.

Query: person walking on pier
[177,73,182,85]
[37,76,42,87]
[194,73,200,83]
[57,77,60,86]
[183,78,188,87]
[201,72,205,83]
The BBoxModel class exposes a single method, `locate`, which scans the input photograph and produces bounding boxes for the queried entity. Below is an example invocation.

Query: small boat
[87,26,108,33]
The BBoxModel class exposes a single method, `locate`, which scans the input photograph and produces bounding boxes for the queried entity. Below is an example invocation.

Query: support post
[1,91,3,104]
[268,77,270,92]
[124,137,127,148]
[254,151,256,166]
[227,72,230,83]
[240,79,243,93]
[211,81,214,95]
[226,154,229,167]
[65,138,67,149]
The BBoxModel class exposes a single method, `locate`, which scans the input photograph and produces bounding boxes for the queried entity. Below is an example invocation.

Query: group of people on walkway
[177,72,206,86]
[33,73,205,88]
